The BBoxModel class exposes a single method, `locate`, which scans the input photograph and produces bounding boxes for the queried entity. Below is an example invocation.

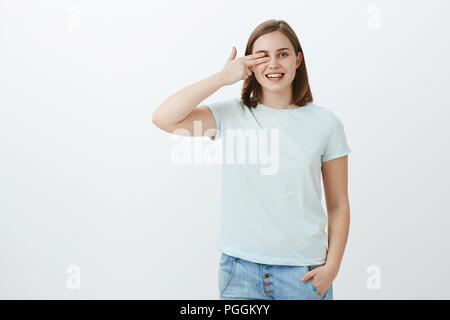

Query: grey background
[1,0,449,299]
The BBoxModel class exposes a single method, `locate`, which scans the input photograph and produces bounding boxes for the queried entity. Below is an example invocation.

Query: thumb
[228,46,237,61]
[300,270,315,282]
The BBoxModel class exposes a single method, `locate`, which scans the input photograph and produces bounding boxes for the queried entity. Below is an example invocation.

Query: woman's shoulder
[308,102,330,114]
[309,103,349,133]
[308,102,340,120]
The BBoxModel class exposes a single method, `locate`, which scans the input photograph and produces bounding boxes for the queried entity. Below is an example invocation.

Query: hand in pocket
[300,264,336,296]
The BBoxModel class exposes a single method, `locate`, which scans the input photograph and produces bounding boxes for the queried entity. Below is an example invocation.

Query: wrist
[324,262,339,277]
[212,71,227,87]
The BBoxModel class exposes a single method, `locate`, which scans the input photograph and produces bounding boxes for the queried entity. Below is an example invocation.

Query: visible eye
[262,52,288,58]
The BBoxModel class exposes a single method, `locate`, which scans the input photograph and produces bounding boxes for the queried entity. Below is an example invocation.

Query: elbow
[152,112,172,133]
[152,111,163,128]
[151,111,159,125]
[327,204,350,216]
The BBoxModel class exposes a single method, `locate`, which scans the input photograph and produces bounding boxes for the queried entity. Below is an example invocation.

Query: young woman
[152,19,351,300]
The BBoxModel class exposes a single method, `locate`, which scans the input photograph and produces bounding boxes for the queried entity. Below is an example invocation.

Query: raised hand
[219,47,270,86]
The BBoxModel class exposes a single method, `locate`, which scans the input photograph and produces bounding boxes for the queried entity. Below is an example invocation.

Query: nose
[265,55,281,67]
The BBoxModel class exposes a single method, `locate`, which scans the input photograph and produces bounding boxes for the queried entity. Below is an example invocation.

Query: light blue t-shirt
[206,97,351,266]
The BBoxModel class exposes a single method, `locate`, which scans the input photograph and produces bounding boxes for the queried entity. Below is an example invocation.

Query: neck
[261,88,293,109]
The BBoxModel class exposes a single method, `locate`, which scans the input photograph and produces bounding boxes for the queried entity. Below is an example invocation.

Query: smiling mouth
[265,73,285,81]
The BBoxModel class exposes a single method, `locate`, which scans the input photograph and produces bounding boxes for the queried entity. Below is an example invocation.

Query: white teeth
[266,73,284,78]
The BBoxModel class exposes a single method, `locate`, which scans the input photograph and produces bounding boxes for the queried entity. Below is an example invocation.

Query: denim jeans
[218,252,333,300]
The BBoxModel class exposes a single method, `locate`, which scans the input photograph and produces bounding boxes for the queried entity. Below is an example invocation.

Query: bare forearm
[152,72,226,125]
[325,205,350,276]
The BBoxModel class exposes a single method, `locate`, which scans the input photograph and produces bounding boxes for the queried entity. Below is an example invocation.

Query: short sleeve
[205,98,235,141]
[321,111,352,162]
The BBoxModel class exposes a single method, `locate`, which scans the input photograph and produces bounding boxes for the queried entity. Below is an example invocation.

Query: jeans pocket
[219,252,234,266]
[218,253,237,297]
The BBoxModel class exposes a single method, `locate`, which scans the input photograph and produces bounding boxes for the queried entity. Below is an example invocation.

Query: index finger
[243,55,270,67]
[245,52,265,59]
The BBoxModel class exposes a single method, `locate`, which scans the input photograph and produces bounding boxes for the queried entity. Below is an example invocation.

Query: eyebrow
[255,48,291,53]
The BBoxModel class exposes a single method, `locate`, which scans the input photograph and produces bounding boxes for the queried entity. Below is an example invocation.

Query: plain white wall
[1,0,449,299]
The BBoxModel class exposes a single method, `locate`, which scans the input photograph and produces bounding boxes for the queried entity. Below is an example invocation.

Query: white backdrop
[1,0,449,299]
